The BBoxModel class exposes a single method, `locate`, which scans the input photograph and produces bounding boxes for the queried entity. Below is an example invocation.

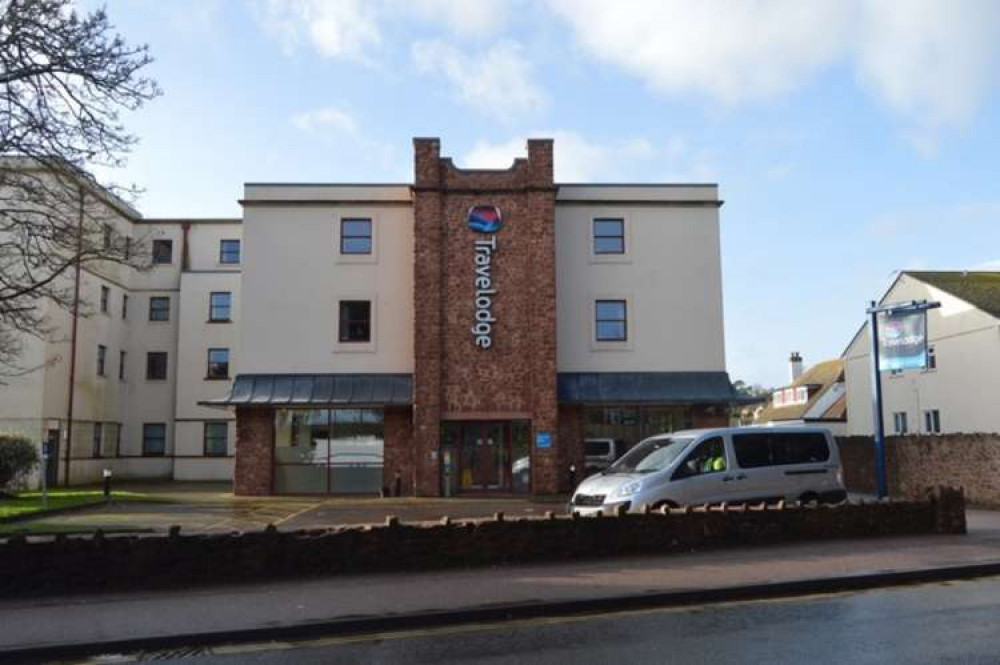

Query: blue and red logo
[468,205,502,233]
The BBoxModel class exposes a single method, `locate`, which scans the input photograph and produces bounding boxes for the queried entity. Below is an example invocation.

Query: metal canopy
[201,374,413,407]
[557,372,736,405]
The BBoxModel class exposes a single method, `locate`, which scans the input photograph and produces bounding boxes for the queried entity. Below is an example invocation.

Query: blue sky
[86,0,1000,388]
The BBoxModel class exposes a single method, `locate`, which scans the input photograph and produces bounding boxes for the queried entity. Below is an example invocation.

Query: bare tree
[0,0,160,372]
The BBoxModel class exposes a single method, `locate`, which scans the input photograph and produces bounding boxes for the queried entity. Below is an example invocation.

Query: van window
[733,432,830,468]
[585,440,611,456]
[673,437,727,479]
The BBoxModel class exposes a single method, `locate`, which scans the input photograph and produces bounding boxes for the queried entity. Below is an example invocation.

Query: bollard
[568,464,577,491]
[102,468,113,500]
[393,471,402,498]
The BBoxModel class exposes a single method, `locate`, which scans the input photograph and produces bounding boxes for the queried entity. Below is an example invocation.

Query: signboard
[468,205,501,349]
[877,308,928,371]
[535,431,552,449]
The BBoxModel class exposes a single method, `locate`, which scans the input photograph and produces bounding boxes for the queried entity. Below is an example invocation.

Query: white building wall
[554,186,726,372]
[844,274,1000,436]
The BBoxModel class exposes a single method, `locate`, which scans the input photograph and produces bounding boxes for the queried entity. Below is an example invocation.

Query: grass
[0,489,154,521]
[0,523,155,536]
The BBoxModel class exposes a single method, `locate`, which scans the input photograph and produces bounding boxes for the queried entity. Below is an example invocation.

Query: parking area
[1,482,569,536]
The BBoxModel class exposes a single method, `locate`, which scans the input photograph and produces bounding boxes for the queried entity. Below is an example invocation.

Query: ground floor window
[274,408,384,494]
[143,423,166,456]
[204,421,229,456]
[584,406,693,452]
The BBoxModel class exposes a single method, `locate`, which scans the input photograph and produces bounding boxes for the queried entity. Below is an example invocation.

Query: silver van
[569,426,847,515]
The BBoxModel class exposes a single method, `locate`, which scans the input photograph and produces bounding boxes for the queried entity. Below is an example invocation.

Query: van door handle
[736,474,747,480]
[722,475,735,482]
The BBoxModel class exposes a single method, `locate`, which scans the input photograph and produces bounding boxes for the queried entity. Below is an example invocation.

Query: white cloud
[400,0,508,35]
[461,131,658,181]
[256,0,382,61]
[412,40,546,121]
[290,107,359,134]
[548,0,1000,134]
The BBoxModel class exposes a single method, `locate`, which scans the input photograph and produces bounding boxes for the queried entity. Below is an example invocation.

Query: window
[927,346,937,370]
[893,411,908,435]
[151,239,173,264]
[673,437,727,479]
[924,409,941,434]
[595,300,627,341]
[204,422,228,457]
[100,285,110,313]
[92,423,102,458]
[340,218,372,255]
[124,236,131,260]
[593,218,625,254]
[102,223,112,250]
[146,351,168,380]
[96,344,107,376]
[219,239,241,264]
[732,433,771,468]
[149,296,170,322]
[119,350,126,381]
[585,440,611,457]
[207,348,230,379]
[339,300,371,342]
[122,294,129,320]
[731,432,830,469]
[142,423,166,456]
[209,292,231,322]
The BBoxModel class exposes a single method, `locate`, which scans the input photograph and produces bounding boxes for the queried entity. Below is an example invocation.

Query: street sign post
[866,299,940,498]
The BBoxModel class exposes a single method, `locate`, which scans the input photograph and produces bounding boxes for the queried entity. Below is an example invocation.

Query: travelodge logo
[468,205,502,233]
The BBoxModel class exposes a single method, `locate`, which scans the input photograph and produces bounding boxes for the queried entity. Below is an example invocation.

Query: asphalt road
[103,577,1000,665]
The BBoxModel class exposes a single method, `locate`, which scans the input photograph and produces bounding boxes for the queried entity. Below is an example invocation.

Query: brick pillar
[234,407,273,496]
[383,406,415,496]
[412,137,444,496]
[557,405,586,493]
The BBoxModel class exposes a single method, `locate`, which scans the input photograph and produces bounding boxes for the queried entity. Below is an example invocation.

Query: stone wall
[0,487,965,597]
[838,434,1000,506]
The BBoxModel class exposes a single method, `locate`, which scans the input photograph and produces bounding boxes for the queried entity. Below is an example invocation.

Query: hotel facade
[0,139,735,496]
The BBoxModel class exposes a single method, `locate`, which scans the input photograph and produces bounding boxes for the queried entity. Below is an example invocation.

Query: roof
[557,372,736,405]
[201,374,413,407]
[756,359,844,423]
[905,271,1000,319]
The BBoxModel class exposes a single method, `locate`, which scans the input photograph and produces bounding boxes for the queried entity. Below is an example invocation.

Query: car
[569,425,847,515]
[583,438,628,475]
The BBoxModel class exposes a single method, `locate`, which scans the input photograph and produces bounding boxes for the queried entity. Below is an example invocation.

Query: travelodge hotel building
[212,138,733,496]
[0,137,735,497]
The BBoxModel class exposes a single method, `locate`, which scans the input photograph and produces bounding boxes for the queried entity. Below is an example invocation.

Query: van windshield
[606,436,694,474]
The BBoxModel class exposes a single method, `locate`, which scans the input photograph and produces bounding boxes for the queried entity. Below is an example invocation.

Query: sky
[82,0,1000,389]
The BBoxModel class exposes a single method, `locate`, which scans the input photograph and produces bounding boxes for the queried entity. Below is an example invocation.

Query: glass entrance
[441,421,531,494]
[460,422,507,491]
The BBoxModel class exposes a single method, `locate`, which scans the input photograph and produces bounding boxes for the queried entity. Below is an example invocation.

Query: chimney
[789,352,804,382]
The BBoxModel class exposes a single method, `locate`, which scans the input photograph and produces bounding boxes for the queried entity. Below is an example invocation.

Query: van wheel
[799,492,820,505]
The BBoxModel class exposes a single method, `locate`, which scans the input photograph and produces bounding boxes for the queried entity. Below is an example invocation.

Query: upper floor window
[149,296,170,322]
[209,292,232,322]
[119,350,126,381]
[102,223,113,250]
[339,300,371,342]
[340,218,372,255]
[927,346,937,370]
[593,218,625,254]
[146,351,168,381]
[97,344,107,376]
[219,239,241,264]
[207,348,230,379]
[151,239,173,265]
[595,300,627,342]
[100,285,110,313]
[122,294,129,320]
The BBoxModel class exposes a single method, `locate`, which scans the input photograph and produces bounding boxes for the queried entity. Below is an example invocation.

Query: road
[98,577,1000,665]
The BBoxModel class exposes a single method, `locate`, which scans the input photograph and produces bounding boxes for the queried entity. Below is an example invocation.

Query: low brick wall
[838,434,1000,506]
[0,487,964,597]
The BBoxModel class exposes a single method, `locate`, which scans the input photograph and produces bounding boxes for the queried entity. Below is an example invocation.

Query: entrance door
[459,422,509,492]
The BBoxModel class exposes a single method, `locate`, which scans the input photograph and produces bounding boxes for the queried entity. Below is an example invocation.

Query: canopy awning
[557,371,736,405]
[200,373,413,407]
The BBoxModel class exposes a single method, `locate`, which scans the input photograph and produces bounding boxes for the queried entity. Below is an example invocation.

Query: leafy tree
[0,433,38,494]
[0,0,160,372]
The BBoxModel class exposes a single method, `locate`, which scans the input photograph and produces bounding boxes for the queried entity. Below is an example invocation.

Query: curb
[0,499,108,525]
[2,561,1000,663]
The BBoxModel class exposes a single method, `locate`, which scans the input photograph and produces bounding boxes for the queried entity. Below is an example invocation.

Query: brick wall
[0,487,964,597]
[233,407,273,496]
[411,138,559,495]
[838,434,1000,506]
[383,407,414,495]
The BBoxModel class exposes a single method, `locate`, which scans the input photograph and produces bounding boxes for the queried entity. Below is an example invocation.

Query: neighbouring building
[0,138,737,496]
[754,354,847,436]
[843,271,1000,437]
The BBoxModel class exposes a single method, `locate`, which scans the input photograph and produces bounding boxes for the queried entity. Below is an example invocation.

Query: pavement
[2,482,569,537]
[1,509,999,662]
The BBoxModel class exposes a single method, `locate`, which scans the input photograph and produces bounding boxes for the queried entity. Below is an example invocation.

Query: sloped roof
[756,359,844,423]
[905,271,1000,319]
